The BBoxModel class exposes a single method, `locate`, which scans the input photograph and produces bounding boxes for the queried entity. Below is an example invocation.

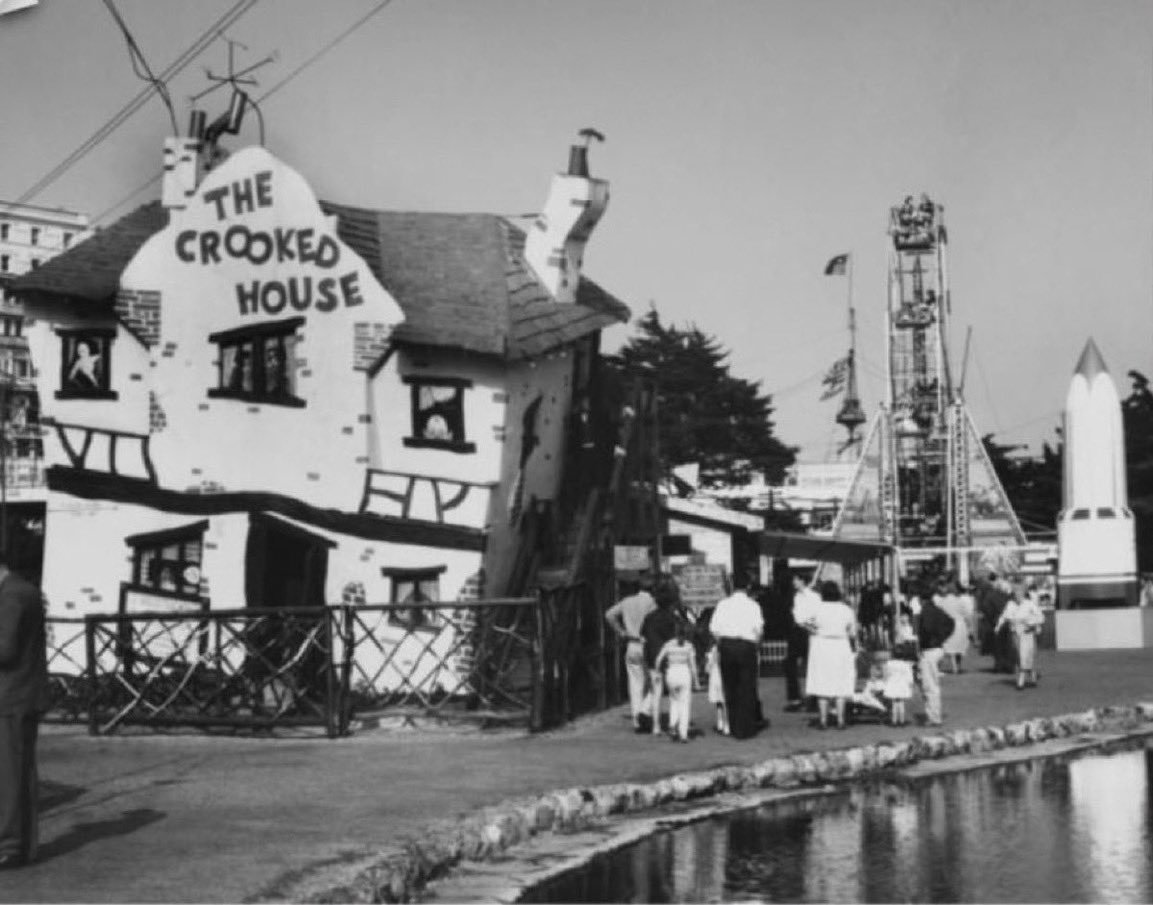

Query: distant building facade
[0,201,90,577]
[0,200,89,280]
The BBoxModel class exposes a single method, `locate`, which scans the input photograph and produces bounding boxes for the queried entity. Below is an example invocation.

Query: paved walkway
[5,648,1153,903]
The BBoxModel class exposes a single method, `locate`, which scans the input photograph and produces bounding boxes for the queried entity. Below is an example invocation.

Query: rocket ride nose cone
[1074,338,1109,379]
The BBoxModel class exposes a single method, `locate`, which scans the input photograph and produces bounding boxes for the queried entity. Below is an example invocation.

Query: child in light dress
[852,661,888,716]
[655,624,701,742]
[883,655,915,726]
[705,642,728,735]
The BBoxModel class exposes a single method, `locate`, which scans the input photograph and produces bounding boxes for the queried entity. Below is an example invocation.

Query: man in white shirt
[710,584,765,739]
[784,574,821,712]
[605,577,657,732]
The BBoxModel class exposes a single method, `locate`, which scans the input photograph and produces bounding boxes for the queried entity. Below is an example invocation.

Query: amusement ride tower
[829,195,1025,583]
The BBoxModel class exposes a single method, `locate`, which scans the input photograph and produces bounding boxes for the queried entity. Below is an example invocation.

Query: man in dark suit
[0,563,48,869]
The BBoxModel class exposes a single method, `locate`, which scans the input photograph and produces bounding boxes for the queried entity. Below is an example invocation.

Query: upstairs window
[403,376,475,453]
[207,317,305,408]
[63,232,72,249]
[55,328,117,400]
[0,224,7,241]
[29,228,38,246]
[126,521,208,599]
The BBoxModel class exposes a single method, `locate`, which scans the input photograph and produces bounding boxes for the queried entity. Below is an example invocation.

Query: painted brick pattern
[115,288,162,347]
[353,322,392,372]
[149,391,167,433]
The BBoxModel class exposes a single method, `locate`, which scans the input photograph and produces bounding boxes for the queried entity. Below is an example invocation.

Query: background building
[0,200,90,579]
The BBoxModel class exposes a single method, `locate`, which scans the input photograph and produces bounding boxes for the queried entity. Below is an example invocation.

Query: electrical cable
[256,0,396,104]
[101,0,178,136]
[15,0,259,206]
[94,0,393,224]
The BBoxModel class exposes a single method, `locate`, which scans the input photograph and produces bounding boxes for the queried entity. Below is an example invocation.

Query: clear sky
[2,0,1150,465]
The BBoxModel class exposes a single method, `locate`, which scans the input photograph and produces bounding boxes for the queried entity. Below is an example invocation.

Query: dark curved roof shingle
[9,198,629,360]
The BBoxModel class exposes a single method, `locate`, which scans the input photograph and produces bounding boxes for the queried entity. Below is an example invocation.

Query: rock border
[257,702,1153,904]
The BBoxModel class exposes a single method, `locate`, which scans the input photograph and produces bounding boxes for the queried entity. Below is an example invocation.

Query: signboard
[673,562,729,612]
[614,545,651,572]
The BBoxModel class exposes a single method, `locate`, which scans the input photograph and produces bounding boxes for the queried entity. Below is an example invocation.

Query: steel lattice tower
[829,195,1026,582]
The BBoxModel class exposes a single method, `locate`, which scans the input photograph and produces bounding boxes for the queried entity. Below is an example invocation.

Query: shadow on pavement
[38,808,166,861]
[39,779,86,812]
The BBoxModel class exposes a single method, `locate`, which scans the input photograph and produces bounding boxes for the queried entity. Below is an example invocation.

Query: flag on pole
[824,253,849,276]
[820,355,850,400]
[0,0,37,17]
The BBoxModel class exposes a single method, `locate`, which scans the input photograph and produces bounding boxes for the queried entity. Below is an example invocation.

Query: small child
[656,624,700,742]
[852,661,888,716]
[705,642,728,735]
[883,655,915,726]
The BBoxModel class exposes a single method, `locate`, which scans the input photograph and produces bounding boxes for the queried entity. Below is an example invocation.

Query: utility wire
[15,0,259,206]
[256,0,396,104]
[94,0,395,225]
[101,0,178,135]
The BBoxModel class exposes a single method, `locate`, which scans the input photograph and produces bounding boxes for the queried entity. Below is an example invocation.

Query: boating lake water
[523,741,1153,903]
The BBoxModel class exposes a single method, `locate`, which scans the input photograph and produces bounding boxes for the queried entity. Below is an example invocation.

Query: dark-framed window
[126,520,208,598]
[29,227,38,246]
[383,565,446,631]
[402,376,475,453]
[56,328,117,400]
[207,317,305,408]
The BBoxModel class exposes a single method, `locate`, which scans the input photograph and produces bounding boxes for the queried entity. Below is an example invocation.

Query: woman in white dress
[804,581,857,730]
[938,582,974,673]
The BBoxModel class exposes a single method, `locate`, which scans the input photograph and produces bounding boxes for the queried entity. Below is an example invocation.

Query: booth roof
[759,530,893,565]
[8,200,629,361]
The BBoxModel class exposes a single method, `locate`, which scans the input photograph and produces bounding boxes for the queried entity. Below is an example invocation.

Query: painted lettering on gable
[172,168,362,317]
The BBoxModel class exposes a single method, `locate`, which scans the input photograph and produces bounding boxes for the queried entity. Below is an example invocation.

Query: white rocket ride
[1057,339,1138,608]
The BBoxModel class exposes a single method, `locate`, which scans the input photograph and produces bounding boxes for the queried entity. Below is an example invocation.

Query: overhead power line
[256,0,396,104]
[94,0,397,225]
[15,0,260,206]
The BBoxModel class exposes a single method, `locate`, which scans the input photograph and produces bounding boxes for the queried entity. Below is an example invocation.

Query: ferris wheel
[827,194,1025,583]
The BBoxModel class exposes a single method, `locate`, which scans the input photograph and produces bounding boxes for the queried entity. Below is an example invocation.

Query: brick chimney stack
[524,133,609,304]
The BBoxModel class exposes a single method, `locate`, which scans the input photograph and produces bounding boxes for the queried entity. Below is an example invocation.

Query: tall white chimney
[524,133,610,304]
[162,111,205,210]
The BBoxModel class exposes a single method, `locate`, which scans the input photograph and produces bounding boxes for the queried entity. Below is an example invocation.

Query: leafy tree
[616,307,797,487]
[981,433,1063,536]
[1123,370,1153,571]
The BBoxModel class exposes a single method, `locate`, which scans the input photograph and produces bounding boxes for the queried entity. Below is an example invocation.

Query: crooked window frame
[55,327,117,400]
[403,376,475,453]
[207,316,306,408]
[124,520,209,602]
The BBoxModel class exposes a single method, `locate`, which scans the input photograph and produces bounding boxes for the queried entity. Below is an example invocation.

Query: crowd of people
[607,566,1050,742]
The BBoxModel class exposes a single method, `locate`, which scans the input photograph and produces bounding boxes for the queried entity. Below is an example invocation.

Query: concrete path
[5,648,1153,904]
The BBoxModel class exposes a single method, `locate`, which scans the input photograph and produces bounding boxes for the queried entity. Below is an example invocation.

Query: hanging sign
[614,545,651,572]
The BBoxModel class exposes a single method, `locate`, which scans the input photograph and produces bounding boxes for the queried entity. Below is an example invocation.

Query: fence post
[338,605,354,735]
[84,616,98,736]
[530,592,545,731]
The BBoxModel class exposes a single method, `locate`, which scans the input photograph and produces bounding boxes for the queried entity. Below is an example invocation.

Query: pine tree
[617,307,796,487]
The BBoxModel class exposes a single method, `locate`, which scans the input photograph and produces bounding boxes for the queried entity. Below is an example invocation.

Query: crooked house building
[9,134,633,708]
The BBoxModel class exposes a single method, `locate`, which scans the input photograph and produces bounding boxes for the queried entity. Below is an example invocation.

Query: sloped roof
[8,202,169,304]
[8,197,629,359]
[320,202,630,359]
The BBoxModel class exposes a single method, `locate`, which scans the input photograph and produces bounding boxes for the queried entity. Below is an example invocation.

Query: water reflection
[524,743,1153,903]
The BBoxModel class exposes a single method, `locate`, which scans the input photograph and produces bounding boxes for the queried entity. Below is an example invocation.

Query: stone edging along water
[261,703,1153,904]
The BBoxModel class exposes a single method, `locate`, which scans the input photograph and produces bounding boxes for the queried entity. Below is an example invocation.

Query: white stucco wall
[126,147,402,509]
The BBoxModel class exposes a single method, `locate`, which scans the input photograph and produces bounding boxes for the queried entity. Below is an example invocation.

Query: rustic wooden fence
[44,583,619,737]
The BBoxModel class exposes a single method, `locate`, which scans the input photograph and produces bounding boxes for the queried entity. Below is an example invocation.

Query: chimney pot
[568,145,589,177]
